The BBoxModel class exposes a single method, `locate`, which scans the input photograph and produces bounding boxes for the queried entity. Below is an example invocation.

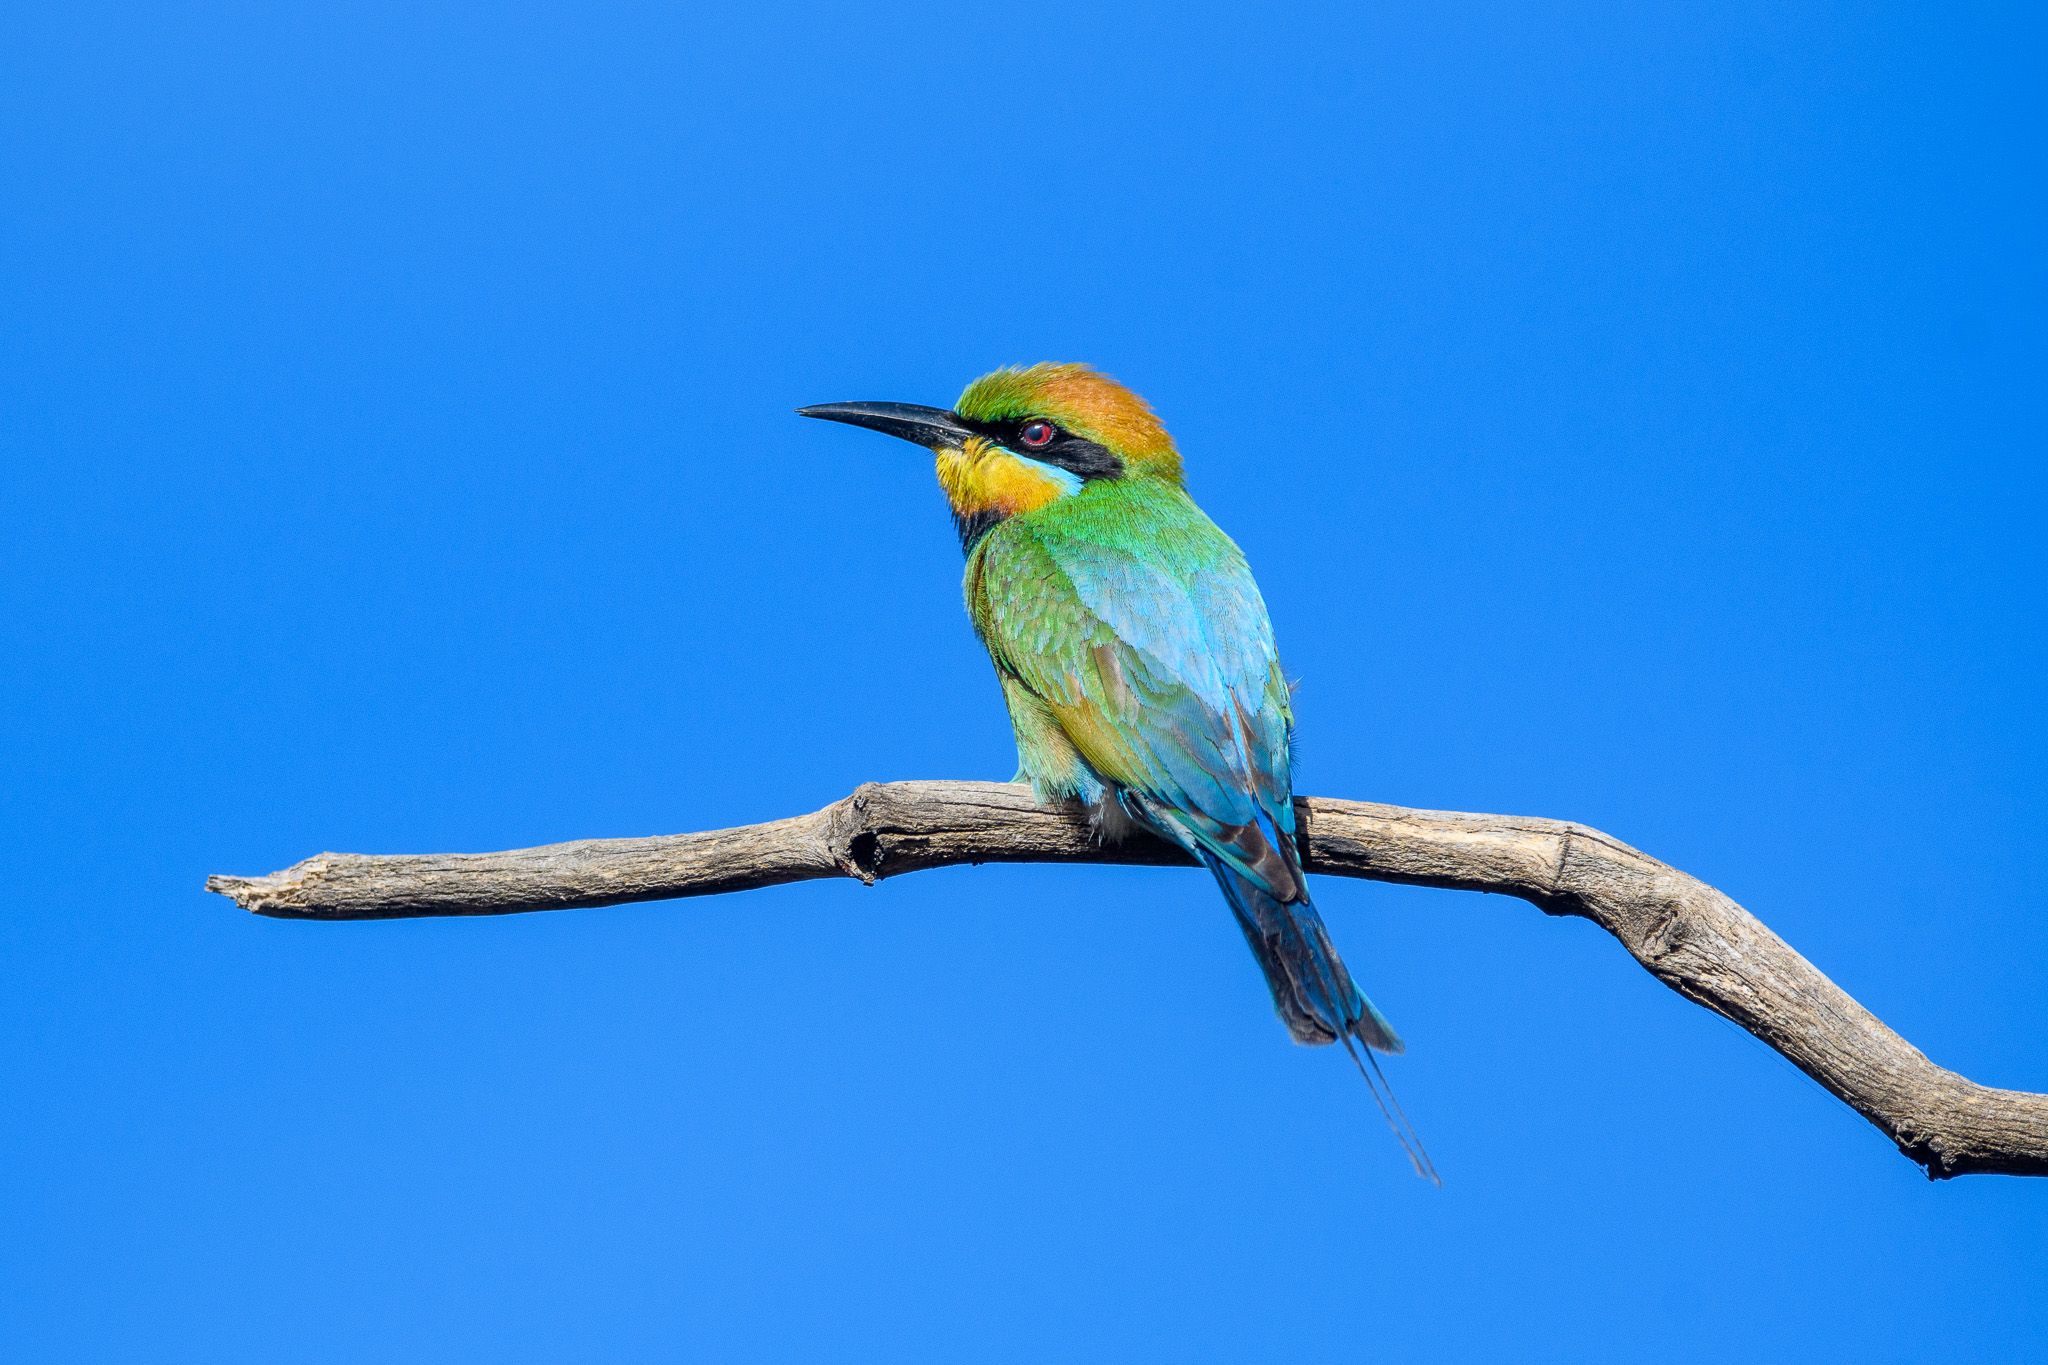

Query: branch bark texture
[207,780,2046,1180]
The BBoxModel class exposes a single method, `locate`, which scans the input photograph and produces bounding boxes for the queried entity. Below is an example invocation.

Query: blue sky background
[4,2,2044,1360]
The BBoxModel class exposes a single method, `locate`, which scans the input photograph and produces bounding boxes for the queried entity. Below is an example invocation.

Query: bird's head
[799,363,1181,548]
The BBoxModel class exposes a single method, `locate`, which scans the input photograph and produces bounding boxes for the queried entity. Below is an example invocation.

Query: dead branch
[206,779,2046,1180]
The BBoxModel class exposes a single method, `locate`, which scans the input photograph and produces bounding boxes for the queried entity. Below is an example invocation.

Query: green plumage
[965,471,1404,1056]
[966,475,1287,811]
[799,364,1434,1177]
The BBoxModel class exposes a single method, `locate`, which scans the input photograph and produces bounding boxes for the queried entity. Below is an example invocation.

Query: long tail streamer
[1338,1032,1441,1185]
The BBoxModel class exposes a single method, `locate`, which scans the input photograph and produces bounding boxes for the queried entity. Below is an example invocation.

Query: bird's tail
[1206,857,1439,1182]
[1205,856,1398,1052]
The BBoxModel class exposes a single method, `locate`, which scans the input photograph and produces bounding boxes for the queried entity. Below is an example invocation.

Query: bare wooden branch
[206,779,2046,1180]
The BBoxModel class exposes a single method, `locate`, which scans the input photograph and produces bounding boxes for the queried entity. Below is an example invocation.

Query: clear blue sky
[4,2,2043,1360]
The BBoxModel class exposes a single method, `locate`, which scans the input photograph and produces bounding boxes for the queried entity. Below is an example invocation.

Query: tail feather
[1207,858,1440,1183]
[1337,1032,1442,1185]
[1205,857,1401,1053]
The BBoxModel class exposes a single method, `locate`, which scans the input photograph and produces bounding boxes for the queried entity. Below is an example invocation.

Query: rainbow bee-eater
[800,364,1432,1175]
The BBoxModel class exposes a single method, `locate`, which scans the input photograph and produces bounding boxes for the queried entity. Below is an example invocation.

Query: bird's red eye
[1019,420,1055,448]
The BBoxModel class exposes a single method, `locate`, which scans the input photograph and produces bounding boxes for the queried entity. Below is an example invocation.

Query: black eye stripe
[1035,436,1122,480]
[971,417,1125,481]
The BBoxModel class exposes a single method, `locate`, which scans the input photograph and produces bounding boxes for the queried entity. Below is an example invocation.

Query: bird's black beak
[796,401,977,451]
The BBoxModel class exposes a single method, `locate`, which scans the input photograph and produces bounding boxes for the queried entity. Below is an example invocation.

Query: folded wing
[971,496,1302,895]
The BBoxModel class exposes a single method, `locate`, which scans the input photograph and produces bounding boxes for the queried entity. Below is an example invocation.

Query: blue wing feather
[972,480,1401,1056]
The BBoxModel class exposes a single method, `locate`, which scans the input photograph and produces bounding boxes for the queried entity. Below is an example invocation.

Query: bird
[799,364,1434,1178]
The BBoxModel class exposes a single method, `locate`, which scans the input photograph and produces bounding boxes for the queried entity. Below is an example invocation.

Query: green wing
[969,479,1301,895]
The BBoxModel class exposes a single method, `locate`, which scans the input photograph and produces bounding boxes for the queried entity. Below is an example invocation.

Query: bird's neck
[937,437,1086,552]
